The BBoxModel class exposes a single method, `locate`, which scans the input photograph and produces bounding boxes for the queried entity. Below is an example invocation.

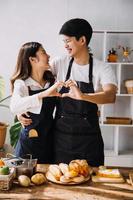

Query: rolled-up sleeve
[10,80,42,115]
[100,63,117,87]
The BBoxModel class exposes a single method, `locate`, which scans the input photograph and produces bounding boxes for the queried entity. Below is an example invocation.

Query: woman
[10,42,63,163]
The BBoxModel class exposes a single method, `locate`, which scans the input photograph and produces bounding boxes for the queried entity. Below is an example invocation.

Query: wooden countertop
[0,165,133,200]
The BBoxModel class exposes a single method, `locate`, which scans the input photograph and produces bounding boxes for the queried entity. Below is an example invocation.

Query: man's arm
[63,80,117,104]
[82,84,117,104]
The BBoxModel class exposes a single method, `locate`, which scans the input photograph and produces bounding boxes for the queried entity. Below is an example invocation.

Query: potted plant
[0,122,8,149]
[0,76,7,149]
[9,118,21,148]
[0,96,21,149]
[0,77,21,151]
[0,76,5,101]
[0,96,11,150]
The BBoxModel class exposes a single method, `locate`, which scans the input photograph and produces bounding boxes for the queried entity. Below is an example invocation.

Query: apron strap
[89,54,93,83]
[65,57,74,81]
[65,54,93,83]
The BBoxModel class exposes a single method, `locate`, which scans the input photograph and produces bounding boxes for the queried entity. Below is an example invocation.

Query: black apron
[54,55,104,166]
[15,84,55,164]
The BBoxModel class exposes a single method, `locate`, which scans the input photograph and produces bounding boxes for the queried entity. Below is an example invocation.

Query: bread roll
[46,171,57,182]
[59,163,69,175]
[72,175,85,183]
[64,170,78,178]
[60,175,72,183]
[31,173,46,185]
[70,159,92,177]
[48,164,62,181]
[69,161,80,174]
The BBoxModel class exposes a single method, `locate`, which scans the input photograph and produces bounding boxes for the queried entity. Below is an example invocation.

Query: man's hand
[62,80,117,104]
[62,80,83,100]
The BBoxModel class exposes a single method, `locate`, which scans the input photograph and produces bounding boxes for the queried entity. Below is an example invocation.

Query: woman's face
[35,47,50,70]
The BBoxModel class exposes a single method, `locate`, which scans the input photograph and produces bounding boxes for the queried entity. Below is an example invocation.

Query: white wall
[0,0,133,154]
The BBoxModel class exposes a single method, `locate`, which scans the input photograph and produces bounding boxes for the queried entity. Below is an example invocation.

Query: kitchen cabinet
[90,31,133,167]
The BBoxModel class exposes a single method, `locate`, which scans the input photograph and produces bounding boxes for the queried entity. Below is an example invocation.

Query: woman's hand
[38,81,64,99]
[17,113,32,127]
[62,80,83,100]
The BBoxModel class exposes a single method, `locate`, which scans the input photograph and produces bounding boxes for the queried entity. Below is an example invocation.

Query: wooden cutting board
[92,175,125,183]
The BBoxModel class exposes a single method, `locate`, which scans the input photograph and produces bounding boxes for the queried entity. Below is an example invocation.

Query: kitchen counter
[0,165,133,200]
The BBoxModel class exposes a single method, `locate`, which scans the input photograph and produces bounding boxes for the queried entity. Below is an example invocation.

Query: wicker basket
[0,168,15,190]
[125,79,133,94]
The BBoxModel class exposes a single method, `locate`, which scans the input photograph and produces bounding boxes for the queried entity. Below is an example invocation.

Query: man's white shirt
[50,55,117,92]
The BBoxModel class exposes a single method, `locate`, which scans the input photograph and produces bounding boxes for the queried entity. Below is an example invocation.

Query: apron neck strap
[65,57,74,81]
[65,54,93,83]
[89,54,93,83]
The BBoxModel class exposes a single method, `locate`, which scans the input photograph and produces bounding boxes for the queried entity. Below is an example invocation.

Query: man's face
[62,35,82,57]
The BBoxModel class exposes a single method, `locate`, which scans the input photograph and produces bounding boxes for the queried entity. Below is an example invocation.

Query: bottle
[107,48,118,62]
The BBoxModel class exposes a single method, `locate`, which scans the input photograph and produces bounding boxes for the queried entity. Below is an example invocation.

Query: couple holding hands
[10,18,117,167]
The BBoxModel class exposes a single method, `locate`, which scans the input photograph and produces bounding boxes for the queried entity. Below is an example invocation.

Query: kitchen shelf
[91,30,133,167]
[100,124,133,128]
[116,94,133,97]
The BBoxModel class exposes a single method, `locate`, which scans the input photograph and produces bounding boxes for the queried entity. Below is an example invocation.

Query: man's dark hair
[59,18,93,45]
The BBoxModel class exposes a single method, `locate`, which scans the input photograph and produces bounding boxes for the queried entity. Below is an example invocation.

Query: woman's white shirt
[10,77,50,115]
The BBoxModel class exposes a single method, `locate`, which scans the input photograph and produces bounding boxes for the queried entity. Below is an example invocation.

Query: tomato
[0,159,5,167]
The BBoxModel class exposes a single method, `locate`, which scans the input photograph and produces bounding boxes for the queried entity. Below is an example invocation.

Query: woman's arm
[10,79,42,115]
[10,79,64,115]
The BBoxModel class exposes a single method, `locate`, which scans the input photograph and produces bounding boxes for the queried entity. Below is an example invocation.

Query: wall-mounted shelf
[90,30,133,167]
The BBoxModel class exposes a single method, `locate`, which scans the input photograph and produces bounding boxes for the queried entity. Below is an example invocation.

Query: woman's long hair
[10,42,55,92]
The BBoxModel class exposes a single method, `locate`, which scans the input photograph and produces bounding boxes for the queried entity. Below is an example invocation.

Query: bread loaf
[69,161,80,173]
[69,159,91,177]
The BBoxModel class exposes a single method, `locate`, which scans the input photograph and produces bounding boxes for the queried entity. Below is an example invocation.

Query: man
[50,18,117,166]
[19,18,117,166]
